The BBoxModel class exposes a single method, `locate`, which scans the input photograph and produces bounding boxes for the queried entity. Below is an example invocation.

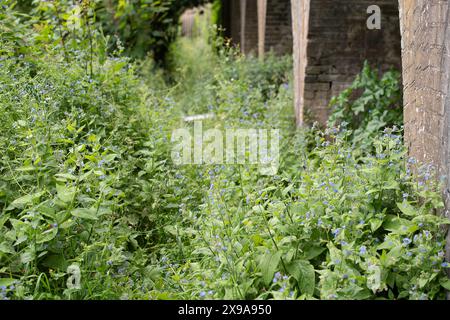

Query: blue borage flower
[359,246,367,255]
[332,228,341,238]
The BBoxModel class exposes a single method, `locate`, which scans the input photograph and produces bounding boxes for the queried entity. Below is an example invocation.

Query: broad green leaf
[36,227,58,244]
[259,251,282,287]
[56,184,76,203]
[20,250,34,264]
[71,208,98,220]
[440,279,450,290]
[6,191,45,211]
[55,173,78,181]
[302,246,326,260]
[42,254,68,271]
[286,259,315,296]
[0,278,16,287]
[367,264,386,293]
[397,202,417,217]
[383,215,418,235]
[370,219,383,232]
[0,242,15,254]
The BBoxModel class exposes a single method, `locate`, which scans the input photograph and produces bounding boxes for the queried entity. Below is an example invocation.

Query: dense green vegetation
[10,0,210,62]
[1,2,450,300]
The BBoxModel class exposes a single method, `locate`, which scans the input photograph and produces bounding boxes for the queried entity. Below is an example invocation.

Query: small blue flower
[441,262,450,268]
[359,246,367,255]
[98,160,106,167]
[200,291,206,297]
[403,237,412,246]
[332,228,341,238]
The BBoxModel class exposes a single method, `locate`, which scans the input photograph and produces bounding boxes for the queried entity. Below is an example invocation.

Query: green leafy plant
[328,61,403,151]
[1,3,448,301]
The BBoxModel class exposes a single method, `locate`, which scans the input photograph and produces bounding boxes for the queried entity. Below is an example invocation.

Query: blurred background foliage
[7,0,216,63]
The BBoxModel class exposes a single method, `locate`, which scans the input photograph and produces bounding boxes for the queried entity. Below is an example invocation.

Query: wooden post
[291,0,309,126]
[257,0,267,60]
[240,0,247,53]
[399,0,450,296]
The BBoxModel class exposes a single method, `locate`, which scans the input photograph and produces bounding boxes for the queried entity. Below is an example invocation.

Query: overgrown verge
[0,5,449,301]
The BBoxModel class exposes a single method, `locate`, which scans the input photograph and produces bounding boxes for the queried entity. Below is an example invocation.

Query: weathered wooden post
[257,0,267,60]
[291,0,309,126]
[398,0,450,281]
[181,9,195,38]
[240,0,247,53]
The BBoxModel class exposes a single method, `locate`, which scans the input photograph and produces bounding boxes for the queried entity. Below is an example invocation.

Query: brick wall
[300,0,402,124]
[265,0,293,55]
[221,0,292,56]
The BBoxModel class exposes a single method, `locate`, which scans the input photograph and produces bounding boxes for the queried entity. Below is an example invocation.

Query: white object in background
[183,113,216,122]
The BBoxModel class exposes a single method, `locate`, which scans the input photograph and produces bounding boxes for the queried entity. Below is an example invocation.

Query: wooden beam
[257,0,267,60]
[240,0,247,53]
[291,0,310,126]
